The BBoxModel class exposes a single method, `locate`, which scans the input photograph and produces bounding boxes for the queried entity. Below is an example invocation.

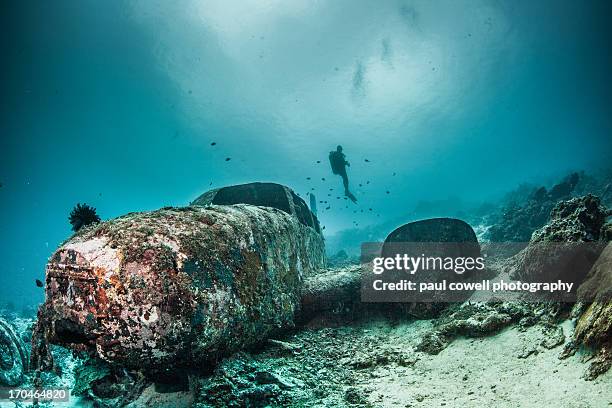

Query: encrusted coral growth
[512,195,609,287]
[414,302,559,355]
[489,172,583,242]
[567,243,612,380]
[530,194,608,243]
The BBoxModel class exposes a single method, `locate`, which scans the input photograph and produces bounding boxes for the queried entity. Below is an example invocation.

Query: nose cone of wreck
[41,231,195,370]
[45,247,105,347]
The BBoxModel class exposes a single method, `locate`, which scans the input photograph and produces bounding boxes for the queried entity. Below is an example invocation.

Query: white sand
[360,320,611,407]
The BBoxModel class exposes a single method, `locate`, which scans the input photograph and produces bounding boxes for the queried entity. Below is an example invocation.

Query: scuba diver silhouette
[329,145,357,203]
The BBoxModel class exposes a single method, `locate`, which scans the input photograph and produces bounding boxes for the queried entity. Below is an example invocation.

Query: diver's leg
[341,172,349,194]
[341,171,357,202]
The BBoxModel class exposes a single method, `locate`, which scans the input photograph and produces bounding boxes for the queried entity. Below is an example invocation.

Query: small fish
[386,190,390,194]
[211,142,217,146]
[393,172,396,176]
[369,208,372,211]
[364,159,370,162]
[311,188,315,190]
[325,206,331,210]
[225,157,231,161]
[366,181,370,184]
[322,226,326,230]
[321,178,326,181]
[316,160,321,164]
[35,279,43,288]
[306,177,311,180]
[359,184,362,187]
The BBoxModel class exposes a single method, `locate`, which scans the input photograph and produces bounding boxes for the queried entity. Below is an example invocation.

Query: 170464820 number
[0,387,70,402]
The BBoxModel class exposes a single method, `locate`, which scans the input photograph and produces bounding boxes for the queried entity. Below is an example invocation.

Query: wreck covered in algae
[34,183,325,374]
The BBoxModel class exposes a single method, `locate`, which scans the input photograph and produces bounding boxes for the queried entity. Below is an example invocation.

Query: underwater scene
[1,1,612,407]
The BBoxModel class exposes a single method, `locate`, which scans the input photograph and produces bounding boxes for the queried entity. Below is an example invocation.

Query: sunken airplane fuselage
[39,183,325,372]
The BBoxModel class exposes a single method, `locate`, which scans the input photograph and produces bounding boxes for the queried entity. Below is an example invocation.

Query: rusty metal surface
[38,204,325,373]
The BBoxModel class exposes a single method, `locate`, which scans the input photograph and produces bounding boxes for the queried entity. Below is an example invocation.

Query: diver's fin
[346,191,358,203]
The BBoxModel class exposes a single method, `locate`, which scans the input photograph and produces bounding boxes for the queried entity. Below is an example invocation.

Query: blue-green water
[2,0,611,308]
